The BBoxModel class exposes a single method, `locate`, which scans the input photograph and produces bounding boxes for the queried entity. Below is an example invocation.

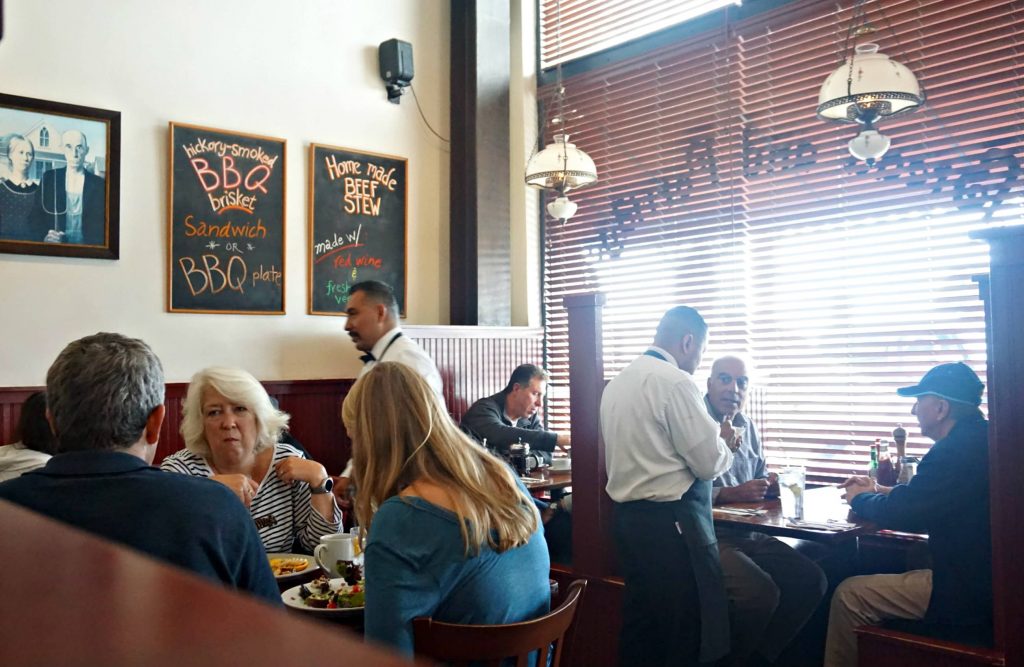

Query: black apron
[673,479,730,663]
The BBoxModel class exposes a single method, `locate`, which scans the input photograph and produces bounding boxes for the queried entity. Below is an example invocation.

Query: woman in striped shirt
[161,367,341,553]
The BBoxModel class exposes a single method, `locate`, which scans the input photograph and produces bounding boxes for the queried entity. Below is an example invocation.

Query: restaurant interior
[1,0,1022,665]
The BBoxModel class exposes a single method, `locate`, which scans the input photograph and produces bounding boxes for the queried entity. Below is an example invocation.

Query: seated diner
[161,366,341,553]
[343,361,551,656]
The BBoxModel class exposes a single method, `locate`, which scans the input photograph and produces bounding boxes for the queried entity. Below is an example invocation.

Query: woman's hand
[211,473,259,508]
[275,456,328,486]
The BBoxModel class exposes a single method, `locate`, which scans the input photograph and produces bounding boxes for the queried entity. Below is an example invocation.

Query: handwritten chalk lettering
[178,254,247,296]
[355,254,382,269]
[343,177,382,216]
[182,139,280,168]
[365,163,398,191]
[333,253,352,268]
[325,279,351,304]
[189,156,274,207]
[251,264,282,287]
[324,154,363,180]
[225,242,244,254]
[183,215,268,239]
[314,223,363,257]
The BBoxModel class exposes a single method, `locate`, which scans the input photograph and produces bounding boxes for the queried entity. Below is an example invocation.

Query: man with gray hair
[0,333,279,603]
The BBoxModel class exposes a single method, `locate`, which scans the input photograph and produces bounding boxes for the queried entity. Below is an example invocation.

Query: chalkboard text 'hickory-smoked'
[168,122,286,314]
[308,144,407,316]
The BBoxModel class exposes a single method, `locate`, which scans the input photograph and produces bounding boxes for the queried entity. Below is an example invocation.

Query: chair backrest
[412,578,587,667]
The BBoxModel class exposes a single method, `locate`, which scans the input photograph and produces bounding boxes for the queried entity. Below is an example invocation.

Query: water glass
[778,466,806,520]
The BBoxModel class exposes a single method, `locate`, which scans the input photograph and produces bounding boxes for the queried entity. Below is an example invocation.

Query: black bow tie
[360,352,376,364]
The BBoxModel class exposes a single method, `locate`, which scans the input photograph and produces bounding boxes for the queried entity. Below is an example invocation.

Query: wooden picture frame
[0,92,120,259]
[307,143,408,316]
[167,122,286,314]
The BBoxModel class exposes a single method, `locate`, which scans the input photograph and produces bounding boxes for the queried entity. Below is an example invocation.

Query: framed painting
[0,92,120,259]
[168,122,286,314]
[308,143,407,316]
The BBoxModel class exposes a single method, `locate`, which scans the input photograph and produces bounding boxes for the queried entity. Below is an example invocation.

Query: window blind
[541,0,1024,482]
[539,0,741,68]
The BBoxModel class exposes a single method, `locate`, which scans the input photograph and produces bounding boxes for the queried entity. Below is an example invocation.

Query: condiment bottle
[868,439,879,480]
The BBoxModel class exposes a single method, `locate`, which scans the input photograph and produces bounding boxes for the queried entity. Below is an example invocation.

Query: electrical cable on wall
[409,84,449,143]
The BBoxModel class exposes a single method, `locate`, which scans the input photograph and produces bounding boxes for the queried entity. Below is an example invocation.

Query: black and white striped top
[160,443,341,553]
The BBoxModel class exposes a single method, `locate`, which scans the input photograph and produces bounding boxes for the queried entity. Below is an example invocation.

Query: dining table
[520,467,572,494]
[0,499,430,667]
[712,484,876,544]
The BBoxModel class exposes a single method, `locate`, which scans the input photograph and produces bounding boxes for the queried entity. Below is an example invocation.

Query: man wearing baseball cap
[824,362,992,667]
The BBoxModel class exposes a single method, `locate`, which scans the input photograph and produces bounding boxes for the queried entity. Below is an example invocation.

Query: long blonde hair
[343,362,538,554]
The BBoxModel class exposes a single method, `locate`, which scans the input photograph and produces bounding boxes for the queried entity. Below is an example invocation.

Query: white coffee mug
[314,533,356,576]
[550,458,571,472]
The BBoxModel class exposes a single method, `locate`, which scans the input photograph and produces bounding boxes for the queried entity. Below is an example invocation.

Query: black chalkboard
[168,122,286,314]
[308,144,407,315]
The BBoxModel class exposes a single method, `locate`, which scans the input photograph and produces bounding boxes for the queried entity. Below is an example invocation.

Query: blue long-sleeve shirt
[364,490,551,656]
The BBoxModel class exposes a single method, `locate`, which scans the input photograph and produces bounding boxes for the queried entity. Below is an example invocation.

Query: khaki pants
[824,569,932,667]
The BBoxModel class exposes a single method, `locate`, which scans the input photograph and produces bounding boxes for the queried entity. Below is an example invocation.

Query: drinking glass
[778,466,806,520]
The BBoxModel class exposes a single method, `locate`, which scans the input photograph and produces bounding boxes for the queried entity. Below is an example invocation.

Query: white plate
[281,577,364,614]
[267,553,316,581]
[550,461,571,472]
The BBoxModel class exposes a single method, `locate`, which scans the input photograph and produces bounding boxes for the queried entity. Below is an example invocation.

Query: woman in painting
[0,134,41,242]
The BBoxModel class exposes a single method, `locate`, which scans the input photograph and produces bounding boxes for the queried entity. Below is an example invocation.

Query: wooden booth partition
[547,293,626,667]
[406,325,545,423]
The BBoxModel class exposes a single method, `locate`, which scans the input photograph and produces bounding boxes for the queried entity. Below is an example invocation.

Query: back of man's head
[348,280,399,317]
[504,364,548,393]
[654,306,708,348]
[46,333,165,452]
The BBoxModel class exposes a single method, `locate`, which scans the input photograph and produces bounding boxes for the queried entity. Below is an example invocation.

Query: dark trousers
[718,531,828,664]
[614,501,702,667]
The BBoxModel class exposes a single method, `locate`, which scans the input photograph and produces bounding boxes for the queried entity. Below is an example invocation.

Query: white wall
[0,0,454,384]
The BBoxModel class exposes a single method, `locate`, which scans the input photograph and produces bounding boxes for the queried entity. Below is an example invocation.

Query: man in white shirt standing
[601,306,739,667]
[335,280,445,500]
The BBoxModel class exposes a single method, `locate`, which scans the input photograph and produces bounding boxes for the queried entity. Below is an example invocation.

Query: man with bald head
[602,306,739,666]
[34,129,106,245]
[706,355,827,666]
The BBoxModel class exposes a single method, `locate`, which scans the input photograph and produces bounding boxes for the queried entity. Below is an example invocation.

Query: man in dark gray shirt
[707,355,827,666]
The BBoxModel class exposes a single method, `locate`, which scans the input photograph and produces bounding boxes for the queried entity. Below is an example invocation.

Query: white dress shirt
[342,327,445,477]
[601,346,733,503]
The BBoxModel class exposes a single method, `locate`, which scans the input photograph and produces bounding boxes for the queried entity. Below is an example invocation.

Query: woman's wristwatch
[310,477,335,495]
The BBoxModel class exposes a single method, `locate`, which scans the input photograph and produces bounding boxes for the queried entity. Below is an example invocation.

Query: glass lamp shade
[546,195,578,220]
[848,129,891,162]
[817,43,923,124]
[525,134,598,192]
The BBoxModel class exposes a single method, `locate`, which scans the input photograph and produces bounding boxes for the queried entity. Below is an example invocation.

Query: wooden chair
[412,578,587,666]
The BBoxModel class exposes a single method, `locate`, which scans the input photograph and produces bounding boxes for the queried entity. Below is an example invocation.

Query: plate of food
[267,553,316,581]
[282,575,365,613]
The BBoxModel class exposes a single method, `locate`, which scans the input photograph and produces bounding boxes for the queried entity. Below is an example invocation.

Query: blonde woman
[161,367,340,553]
[344,362,550,656]
[0,134,40,241]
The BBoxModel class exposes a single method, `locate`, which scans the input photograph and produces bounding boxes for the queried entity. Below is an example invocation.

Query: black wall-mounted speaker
[379,38,414,104]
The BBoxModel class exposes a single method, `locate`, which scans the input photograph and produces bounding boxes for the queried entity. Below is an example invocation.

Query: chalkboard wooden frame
[167,122,287,315]
[307,143,408,316]
[0,92,121,259]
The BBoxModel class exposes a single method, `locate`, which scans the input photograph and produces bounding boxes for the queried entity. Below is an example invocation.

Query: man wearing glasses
[707,355,827,667]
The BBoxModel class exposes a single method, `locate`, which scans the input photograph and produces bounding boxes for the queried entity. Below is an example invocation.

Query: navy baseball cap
[896,362,984,406]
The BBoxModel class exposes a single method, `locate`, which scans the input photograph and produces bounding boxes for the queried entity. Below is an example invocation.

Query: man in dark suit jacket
[460,364,569,464]
[34,130,106,246]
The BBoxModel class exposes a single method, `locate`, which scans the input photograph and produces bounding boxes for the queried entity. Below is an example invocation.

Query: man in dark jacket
[460,364,568,464]
[825,362,991,667]
[0,332,280,604]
